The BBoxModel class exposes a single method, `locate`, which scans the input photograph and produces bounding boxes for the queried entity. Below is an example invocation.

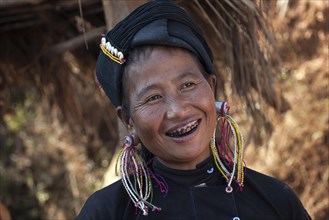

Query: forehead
[127,46,188,65]
[125,46,203,87]
[125,46,203,76]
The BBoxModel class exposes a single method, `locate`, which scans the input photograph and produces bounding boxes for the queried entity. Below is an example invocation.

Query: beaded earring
[115,133,165,216]
[211,101,245,193]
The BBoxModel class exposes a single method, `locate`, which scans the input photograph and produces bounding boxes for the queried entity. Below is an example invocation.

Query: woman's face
[123,47,217,170]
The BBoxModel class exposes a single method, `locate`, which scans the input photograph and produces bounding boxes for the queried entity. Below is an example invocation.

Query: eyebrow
[175,71,200,81]
[135,71,201,100]
[136,84,160,101]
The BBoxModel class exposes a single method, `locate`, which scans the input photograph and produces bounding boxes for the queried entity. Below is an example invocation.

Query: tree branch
[48,26,106,55]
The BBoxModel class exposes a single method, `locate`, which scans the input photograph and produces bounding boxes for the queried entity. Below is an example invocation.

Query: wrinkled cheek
[132,116,162,152]
[134,123,154,142]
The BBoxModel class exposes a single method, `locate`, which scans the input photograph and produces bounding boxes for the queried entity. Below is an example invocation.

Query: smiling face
[120,46,217,170]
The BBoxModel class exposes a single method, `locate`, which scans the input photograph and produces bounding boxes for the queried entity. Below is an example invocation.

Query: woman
[78,1,311,219]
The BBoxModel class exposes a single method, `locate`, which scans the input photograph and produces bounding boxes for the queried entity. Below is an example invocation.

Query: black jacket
[77,157,311,220]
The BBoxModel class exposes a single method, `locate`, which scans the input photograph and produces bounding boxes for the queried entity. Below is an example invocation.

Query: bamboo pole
[101,0,147,187]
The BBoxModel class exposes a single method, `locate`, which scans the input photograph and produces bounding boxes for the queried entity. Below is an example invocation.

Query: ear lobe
[116,106,130,128]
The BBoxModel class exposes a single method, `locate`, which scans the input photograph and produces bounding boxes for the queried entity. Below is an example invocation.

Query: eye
[145,94,162,103]
[181,82,195,90]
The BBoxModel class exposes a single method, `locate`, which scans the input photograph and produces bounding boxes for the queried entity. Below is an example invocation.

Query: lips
[165,119,201,138]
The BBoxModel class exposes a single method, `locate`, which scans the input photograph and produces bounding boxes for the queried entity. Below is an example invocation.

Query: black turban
[96,0,216,107]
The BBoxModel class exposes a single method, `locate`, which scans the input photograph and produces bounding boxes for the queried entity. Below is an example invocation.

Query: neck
[155,150,211,170]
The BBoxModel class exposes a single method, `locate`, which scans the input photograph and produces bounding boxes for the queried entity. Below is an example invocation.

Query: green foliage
[4,108,27,132]
[0,91,43,219]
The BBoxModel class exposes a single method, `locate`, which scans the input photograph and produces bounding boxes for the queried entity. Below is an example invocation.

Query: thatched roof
[1,0,289,145]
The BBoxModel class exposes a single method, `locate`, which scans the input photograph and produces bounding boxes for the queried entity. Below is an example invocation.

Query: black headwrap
[96,1,217,107]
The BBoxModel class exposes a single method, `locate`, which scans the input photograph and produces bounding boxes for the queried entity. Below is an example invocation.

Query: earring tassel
[212,102,245,193]
[115,135,162,216]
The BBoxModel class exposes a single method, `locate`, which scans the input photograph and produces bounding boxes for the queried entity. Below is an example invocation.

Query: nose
[165,97,188,120]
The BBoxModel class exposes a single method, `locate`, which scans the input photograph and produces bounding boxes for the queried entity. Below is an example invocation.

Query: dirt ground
[1,1,328,220]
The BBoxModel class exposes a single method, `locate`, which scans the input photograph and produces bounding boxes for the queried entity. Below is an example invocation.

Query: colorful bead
[207,167,214,173]
[118,52,124,60]
[101,37,106,45]
[226,185,233,193]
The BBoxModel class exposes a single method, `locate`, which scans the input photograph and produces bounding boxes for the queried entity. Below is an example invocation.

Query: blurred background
[0,0,328,219]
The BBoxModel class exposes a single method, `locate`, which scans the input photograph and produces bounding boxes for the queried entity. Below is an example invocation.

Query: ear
[207,74,217,93]
[116,106,130,128]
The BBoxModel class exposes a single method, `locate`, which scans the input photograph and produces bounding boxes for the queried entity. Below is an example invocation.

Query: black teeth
[167,120,199,138]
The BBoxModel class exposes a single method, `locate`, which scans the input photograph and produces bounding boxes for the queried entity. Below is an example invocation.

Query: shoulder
[245,168,287,191]
[77,179,131,220]
[90,179,127,202]
[245,168,311,220]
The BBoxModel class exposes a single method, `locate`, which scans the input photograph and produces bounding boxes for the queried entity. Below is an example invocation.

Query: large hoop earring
[115,133,164,216]
[211,102,245,193]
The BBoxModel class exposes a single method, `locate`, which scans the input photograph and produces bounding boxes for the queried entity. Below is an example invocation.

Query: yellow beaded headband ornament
[212,101,245,193]
[100,35,126,65]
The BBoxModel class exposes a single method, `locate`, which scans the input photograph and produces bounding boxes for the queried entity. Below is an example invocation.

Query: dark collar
[152,156,226,187]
